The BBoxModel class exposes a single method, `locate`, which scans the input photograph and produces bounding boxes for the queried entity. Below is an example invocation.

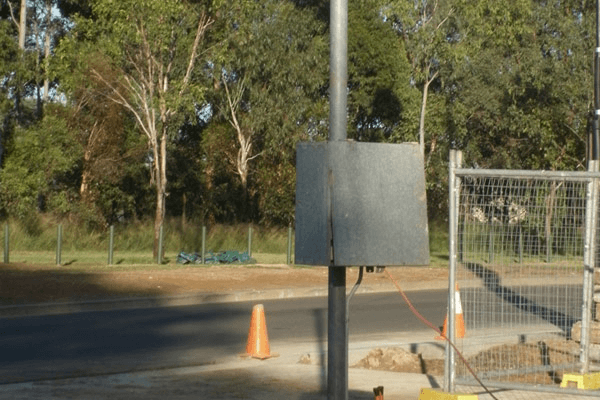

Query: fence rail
[1,224,296,266]
[447,150,600,398]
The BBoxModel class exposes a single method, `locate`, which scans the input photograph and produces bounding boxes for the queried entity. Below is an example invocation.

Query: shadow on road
[0,263,170,305]
[464,262,579,337]
[0,297,250,384]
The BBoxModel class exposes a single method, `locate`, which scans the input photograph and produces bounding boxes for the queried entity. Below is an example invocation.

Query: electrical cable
[347,266,364,311]
[384,269,499,400]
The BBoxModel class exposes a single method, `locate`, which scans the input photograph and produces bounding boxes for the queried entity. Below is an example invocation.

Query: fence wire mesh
[448,160,599,399]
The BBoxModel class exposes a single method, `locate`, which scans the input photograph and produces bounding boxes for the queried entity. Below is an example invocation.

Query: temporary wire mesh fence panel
[449,168,600,399]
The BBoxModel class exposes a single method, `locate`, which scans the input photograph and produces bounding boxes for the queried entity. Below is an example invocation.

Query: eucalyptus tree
[347,0,418,143]
[383,0,463,160]
[0,104,81,218]
[452,0,592,171]
[204,0,328,223]
[55,0,219,255]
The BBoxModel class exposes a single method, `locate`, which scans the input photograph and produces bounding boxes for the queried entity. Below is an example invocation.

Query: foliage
[451,0,591,171]
[348,0,419,142]
[0,0,598,232]
[54,0,218,255]
[0,105,81,218]
[204,0,328,223]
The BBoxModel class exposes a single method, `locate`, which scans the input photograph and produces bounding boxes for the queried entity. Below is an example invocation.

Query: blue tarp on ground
[176,250,255,264]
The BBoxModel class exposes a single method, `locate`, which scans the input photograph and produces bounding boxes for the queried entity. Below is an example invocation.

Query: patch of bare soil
[0,264,447,304]
[353,340,581,385]
[456,340,580,385]
[352,348,444,376]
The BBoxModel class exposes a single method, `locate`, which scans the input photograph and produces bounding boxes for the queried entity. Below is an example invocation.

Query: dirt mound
[353,340,585,386]
[352,347,444,376]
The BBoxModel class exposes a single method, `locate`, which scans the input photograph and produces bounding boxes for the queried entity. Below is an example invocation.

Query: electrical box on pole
[295,140,430,267]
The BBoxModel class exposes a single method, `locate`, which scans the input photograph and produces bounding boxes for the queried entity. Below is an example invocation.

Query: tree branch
[7,0,20,31]
[90,68,154,141]
[180,12,213,97]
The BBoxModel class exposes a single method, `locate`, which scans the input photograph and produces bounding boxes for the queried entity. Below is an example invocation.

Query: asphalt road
[0,284,584,385]
[0,290,448,385]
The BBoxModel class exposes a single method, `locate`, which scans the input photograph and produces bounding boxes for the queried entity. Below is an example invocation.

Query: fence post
[287,223,293,265]
[108,225,114,265]
[446,149,462,392]
[3,223,8,264]
[248,225,252,258]
[518,225,523,264]
[56,224,62,266]
[157,225,164,264]
[201,225,206,264]
[580,160,599,373]
[488,212,494,264]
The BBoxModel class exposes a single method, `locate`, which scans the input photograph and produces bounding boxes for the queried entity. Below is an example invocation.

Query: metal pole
[108,225,114,265]
[446,150,462,392]
[593,0,600,161]
[330,0,347,143]
[247,225,252,258]
[581,160,599,373]
[546,234,552,263]
[56,224,62,266]
[157,225,164,264]
[201,225,206,264]
[328,267,347,400]
[488,221,494,263]
[328,0,348,398]
[518,225,523,264]
[3,223,8,264]
[287,223,293,265]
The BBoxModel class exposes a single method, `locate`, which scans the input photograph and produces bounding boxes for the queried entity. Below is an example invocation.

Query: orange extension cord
[384,269,499,400]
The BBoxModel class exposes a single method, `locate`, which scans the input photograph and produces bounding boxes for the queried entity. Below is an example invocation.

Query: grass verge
[1,216,449,270]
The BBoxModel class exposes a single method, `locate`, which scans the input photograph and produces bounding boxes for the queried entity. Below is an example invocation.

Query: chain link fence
[446,151,599,399]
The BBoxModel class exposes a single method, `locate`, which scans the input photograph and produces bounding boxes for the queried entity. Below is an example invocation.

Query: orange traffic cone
[245,304,272,359]
[435,284,465,340]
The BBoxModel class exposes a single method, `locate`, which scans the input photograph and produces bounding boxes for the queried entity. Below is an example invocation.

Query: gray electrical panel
[295,141,429,266]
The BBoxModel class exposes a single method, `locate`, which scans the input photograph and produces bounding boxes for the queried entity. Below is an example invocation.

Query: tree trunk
[154,186,165,260]
[18,0,26,49]
[153,125,168,259]
[43,0,52,103]
[181,192,187,229]
[80,169,91,201]
[418,68,438,158]
[14,0,26,121]
[80,147,93,202]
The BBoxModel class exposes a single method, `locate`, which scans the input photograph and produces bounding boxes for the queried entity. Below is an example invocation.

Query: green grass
[428,220,449,268]
[8,250,290,272]
[1,215,449,270]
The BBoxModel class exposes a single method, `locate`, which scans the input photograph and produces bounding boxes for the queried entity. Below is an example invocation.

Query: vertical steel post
[446,150,462,392]
[3,223,8,264]
[581,160,599,373]
[328,267,347,400]
[329,0,348,398]
[488,222,494,263]
[593,0,600,161]
[201,225,207,264]
[287,223,293,265]
[157,225,164,264]
[108,225,114,265]
[519,225,523,264]
[56,224,62,266]
[247,225,252,258]
[330,0,348,143]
